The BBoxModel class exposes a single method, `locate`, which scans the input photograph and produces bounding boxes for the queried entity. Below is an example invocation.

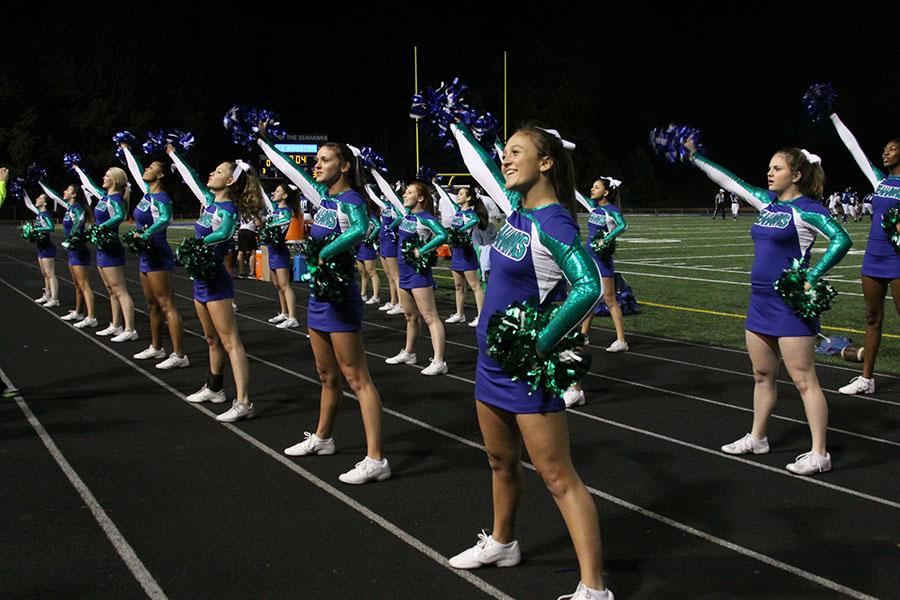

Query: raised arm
[39,182,67,212]
[370,168,406,214]
[256,137,325,207]
[829,114,883,190]
[418,215,449,254]
[689,153,771,212]
[73,165,104,198]
[22,190,39,215]
[451,123,515,215]
[364,184,387,210]
[258,182,275,214]
[120,145,150,195]
[797,209,853,283]
[536,231,601,355]
[574,190,594,212]
[319,201,367,260]
[167,147,214,207]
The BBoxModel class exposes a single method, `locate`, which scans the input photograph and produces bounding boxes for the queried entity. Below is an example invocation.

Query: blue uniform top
[195,201,237,259]
[133,192,172,243]
[94,193,126,231]
[63,204,87,237]
[866,174,900,258]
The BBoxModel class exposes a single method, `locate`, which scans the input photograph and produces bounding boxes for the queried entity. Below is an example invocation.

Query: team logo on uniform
[754,209,791,229]
[875,183,900,200]
[399,218,418,234]
[197,211,214,227]
[314,207,338,229]
[588,211,607,227]
[136,199,151,212]
[492,222,530,261]
[96,200,107,212]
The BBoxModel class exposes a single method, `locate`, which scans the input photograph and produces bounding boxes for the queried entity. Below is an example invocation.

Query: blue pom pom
[802,83,837,123]
[112,130,136,145]
[63,153,82,173]
[166,129,195,152]
[24,164,48,187]
[411,77,498,154]
[141,129,167,157]
[359,147,388,174]
[649,124,703,164]
[223,105,283,148]
[8,177,25,200]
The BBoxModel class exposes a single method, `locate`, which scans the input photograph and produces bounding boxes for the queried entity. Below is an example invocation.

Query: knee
[218,335,241,355]
[486,451,518,479]
[454,281,465,293]
[534,463,575,499]
[603,290,617,306]
[316,365,340,389]
[864,307,883,329]
[752,368,774,384]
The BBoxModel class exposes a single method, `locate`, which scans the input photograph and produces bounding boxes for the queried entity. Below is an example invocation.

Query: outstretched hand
[165,143,175,155]
[0,167,8,182]
[684,137,698,156]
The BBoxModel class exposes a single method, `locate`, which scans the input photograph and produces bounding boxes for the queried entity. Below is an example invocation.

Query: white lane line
[614,270,867,298]
[0,369,168,600]
[0,268,884,600]
[0,277,514,600]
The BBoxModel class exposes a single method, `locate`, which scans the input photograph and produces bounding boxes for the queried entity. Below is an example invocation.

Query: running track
[1,225,897,599]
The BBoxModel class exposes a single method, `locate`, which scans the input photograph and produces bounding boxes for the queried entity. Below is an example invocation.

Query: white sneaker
[215,400,255,423]
[268,312,288,324]
[468,316,479,327]
[284,432,336,456]
[232,302,238,313]
[73,316,98,329]
[421,359,448,376]
[111,329,138,343]
[386,305,405,315]
[606,340,628,353]
[365,296,380,305]
[338,456,392,484]
[385,350,417,365]
[838,376,874,395]
[448,531,521,569]
[34,294,48,304]
[61,311,84,322]
[156,353,189,370]
[96,324,124,337]
[186,384,227,404]
[445,313,465,324]
[133,345,166,360]
[786,451,832,475]
[721,433,770,455]
[43,299,60,308]
[378,302,394,312]
[563,387,586,407]
[557,582,614,600]
[361,293,369,301]
[584,337,590,347]
[276,317,299,329]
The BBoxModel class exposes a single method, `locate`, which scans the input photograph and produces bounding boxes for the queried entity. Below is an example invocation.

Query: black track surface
[1,225,897,600]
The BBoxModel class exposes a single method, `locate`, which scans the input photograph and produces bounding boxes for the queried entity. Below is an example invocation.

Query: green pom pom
[299,233,357,303]
[121,229,152,254]
[87,225,119,250]
[589,230,616,259]
[61,230,87,250]
[175,237,219,280]
[486,301,590,396]
[401,238,437,274]
[362,235,380,253]
[21,222,43,243]
[882,206,900,252]
[773,258,838,319]
[259,223,286,247]
[447,227,472,248]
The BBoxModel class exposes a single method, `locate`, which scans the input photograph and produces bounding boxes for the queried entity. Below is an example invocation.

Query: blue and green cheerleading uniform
[356,215,380,261]
[33,210,57,259]
[584,197,627,278]
[122,146,175,272]
[393,209,448,290]
[193,201,238,303]
[62,202,90,266]
[265,205,293,271]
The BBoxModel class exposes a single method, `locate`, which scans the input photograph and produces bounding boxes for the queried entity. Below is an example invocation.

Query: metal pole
[414,46,420,172]
[503,50,508,142]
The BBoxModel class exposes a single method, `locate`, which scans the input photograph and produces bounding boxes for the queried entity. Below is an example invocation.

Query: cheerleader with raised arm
[683,137,851,475]
[263,181,300,329]
[24,191,60,308]
[436,183,486,327]
[120,143,188,369]
[384,181,450,376]
[167,145,262,422]
[257,130,391,484]
[368,173,406,315]
[449,121,612,600]
[40,182,97,327]
[825,113,900,395]
[355,196,381,306]
[73,163,138,342]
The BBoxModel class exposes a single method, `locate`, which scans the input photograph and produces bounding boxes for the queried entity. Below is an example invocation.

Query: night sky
[2,1,898,213]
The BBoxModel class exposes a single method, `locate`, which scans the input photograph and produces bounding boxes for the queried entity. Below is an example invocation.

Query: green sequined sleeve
[320,200,367,260]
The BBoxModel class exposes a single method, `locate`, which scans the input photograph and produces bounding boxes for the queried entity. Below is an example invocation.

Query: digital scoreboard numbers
[258,134,328,180]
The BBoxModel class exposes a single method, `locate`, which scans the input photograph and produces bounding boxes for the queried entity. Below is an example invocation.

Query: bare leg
[475,401,523,544]
[398,288,420,354]
[148,270,184,356]
[463,269,484,317]
[745,330,781,440]
[205,299,250,404]
[411,286,445,362]
[332,331,384,459]
[779,336,828,455]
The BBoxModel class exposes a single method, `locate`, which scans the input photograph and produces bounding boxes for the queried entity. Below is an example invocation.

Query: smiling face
[402,184,422,209]
[501,131,549,193]
[456,186,471,207]
[590,179,608,201]
[207,162,235,191]
[767,153,799,195]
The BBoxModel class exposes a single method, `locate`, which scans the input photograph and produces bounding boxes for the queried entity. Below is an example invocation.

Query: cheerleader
[684,138,851,475]
[447,122,611,600]
[826,115,900,395]
[368,175,406,315]
[384,181,450,376]
[74,164,138,342]
[264,182,300,329]
[356,199,381,306]
[26,192,60,308]
[257,131,391,484]
[119,143,189,369]
[167,145,262,422]
[40,182,97,327]
[437,183,486,327]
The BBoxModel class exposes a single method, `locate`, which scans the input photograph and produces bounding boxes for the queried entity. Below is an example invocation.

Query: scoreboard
[258,133,328,180]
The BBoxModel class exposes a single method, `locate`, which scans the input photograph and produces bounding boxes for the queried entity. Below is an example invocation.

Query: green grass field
[164,215,898,375]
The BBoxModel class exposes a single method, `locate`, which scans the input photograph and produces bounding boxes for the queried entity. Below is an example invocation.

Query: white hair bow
[232,159,250,182]
[602,176,623,189]
[347,144,361,157]
[801,149,822,165]
[538,127,576,150]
